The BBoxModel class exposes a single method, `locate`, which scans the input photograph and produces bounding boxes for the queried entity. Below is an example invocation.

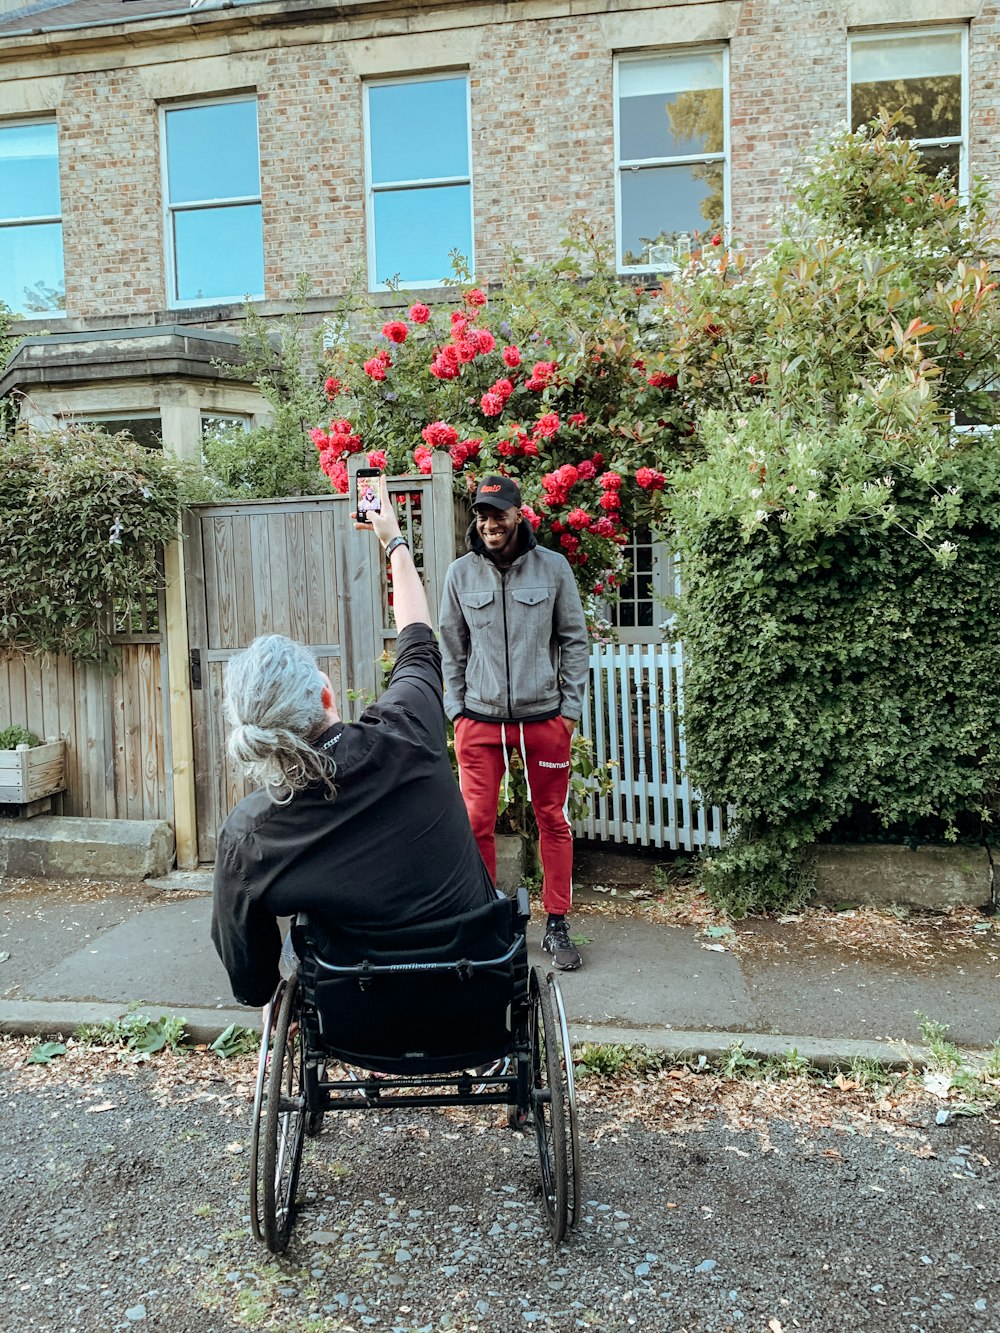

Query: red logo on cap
[480,484,502,493]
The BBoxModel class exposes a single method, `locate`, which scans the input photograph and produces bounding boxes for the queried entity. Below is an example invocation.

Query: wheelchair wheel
[549,974,582,1229]
[529,966,570,1242]
[259,975,307,1253]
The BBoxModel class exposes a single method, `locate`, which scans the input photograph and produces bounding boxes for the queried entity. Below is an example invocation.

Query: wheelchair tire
[529,965,570,1242]
[261,974,307,1253]
[549,974,582,1230]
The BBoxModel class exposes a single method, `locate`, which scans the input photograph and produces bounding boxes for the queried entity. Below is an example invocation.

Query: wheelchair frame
[248,887,581,1252]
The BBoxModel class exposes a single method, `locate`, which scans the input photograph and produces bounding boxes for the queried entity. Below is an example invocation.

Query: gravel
[1,1041,998,1332]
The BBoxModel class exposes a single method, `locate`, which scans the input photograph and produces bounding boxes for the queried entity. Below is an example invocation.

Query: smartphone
[355,468,382,525]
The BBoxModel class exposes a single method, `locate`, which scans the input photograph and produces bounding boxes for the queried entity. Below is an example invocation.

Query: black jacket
[210,623,495,1005]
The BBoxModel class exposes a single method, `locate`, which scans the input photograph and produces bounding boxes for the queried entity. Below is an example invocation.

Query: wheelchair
[248,887,581,1253]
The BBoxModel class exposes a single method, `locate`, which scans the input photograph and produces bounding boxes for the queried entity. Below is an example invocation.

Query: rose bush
[310,233,696,632]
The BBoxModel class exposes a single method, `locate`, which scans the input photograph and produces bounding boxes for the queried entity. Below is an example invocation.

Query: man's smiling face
[475,503,522,561]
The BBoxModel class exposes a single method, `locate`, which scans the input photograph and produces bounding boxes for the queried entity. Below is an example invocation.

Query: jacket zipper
[500,567,513,716]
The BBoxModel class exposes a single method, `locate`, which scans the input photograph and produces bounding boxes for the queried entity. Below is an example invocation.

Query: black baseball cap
[473,475,522,510]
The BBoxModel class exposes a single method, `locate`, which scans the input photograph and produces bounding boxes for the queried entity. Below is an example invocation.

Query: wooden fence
[0,639,170,822]
[575,642,724,851]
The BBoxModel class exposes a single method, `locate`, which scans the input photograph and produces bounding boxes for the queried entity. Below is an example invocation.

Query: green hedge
[673,446,1000,916]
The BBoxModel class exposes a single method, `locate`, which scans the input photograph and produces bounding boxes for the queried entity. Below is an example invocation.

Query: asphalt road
[1,1040,997,1333]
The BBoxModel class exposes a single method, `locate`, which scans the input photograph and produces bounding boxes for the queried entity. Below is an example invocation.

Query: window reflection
[366,76,473,289]
[0,121,65,315]
[850,31,964,187]
[617,51,727,273]
[164,98,264,305]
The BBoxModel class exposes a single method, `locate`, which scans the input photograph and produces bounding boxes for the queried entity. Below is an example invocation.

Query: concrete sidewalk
[0,872,997,1067]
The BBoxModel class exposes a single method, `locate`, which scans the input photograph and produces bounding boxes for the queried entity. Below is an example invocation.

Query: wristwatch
[384,535,408,560]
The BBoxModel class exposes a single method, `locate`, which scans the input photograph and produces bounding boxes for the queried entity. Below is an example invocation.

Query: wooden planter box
[0,741,66,805]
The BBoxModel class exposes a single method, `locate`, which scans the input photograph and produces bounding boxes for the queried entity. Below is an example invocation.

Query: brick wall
[3,0,996,331]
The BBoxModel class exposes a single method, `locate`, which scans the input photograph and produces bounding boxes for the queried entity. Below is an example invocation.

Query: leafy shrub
[663,120,1000,914]
[0,425,195,663]
[0,725,39,749]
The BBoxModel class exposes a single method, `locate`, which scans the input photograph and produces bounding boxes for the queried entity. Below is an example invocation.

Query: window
[364,75,473,289]
[850,29,966,189]
[615,49,728,273]
[0,119,64,316]
[65,414,163,450]
[612,526,676,644]
[162,97,264,306]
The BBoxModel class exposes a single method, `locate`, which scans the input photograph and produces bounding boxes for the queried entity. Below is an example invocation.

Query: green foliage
[573,1041,670,1080]
[209,1023,260,1059]
[74,1008,190,1055]
[0,725,40,749]
[27,1041,66,1065]
[660,119,1000,913]
[0,425,196,663]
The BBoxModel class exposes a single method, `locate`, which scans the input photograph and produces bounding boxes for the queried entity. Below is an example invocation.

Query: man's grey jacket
[439,520,590,724]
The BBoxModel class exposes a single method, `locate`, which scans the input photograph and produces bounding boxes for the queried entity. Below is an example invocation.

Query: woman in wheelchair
[210,474,580,1252]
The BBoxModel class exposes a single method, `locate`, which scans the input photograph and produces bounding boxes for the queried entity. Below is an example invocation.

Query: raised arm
[361,474,431,631]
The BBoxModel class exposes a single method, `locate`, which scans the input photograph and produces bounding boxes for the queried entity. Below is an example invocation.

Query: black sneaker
[542,918,582,971]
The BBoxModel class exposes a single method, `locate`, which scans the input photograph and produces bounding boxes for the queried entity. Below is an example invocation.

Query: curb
[566,1023,934,1071]
[0,1000,952,1070]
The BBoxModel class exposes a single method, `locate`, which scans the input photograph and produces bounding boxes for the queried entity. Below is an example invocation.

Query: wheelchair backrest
[294,888,530,1074]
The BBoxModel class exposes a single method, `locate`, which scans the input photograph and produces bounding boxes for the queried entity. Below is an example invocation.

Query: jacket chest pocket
[511,587,551,618]
[460,590,496,629]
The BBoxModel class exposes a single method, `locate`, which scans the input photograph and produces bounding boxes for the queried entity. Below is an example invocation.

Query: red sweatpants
[454,715,574,916]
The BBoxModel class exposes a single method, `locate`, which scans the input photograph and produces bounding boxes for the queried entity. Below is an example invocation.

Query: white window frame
[160,94,264,309]
[0,116,65,318]
[848,26,969,196]
[363,72,474,291]
[613,527,677,645]
[614,46,731,275]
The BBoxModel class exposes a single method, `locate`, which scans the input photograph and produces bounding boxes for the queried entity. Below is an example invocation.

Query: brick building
[0,0,996,854]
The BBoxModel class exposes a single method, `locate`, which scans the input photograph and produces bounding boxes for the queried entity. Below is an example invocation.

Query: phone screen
[355,470,382,524]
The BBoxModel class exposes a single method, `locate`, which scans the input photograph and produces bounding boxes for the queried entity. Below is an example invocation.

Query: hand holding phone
[355,468,382,525]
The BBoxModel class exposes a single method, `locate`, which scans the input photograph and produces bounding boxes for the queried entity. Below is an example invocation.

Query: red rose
[382,320,408,344]
[635,466,666,491]
[559,533,580,553]
[465,288,487,307]
[449,441,469,467]
[521,504,542,532]
[429,357,459,380]
[480,392,504,417]
[711,234,722,246]
[599,471,623,491]
[492,378,514,402]
[422,420,459,449]
[567,507,591,530]
[593,582,604,595]
[456,339,477,364]
[521,440,539,457]
[413,444,434,474]
[323,376,341,399]
[502,345,522,369]
[366,449,387,469]
[534,412,560,439]
[450,311,469,332]
[599,492,621,511]
[569,412,587,427]
[576,459,597,481]
[364,357,387,381]
[647,372,678,390]
[409,303,431,324]
[309,427,329,449]
[464,438,482,459]
[475,329,496,355]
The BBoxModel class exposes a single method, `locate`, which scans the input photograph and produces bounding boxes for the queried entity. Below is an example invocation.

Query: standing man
[439,475,590,971]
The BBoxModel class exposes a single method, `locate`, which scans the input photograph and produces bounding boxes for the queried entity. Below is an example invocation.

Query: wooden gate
[182,459,455,863]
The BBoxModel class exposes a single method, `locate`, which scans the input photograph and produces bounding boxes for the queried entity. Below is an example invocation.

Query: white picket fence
[574,643,725,851]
